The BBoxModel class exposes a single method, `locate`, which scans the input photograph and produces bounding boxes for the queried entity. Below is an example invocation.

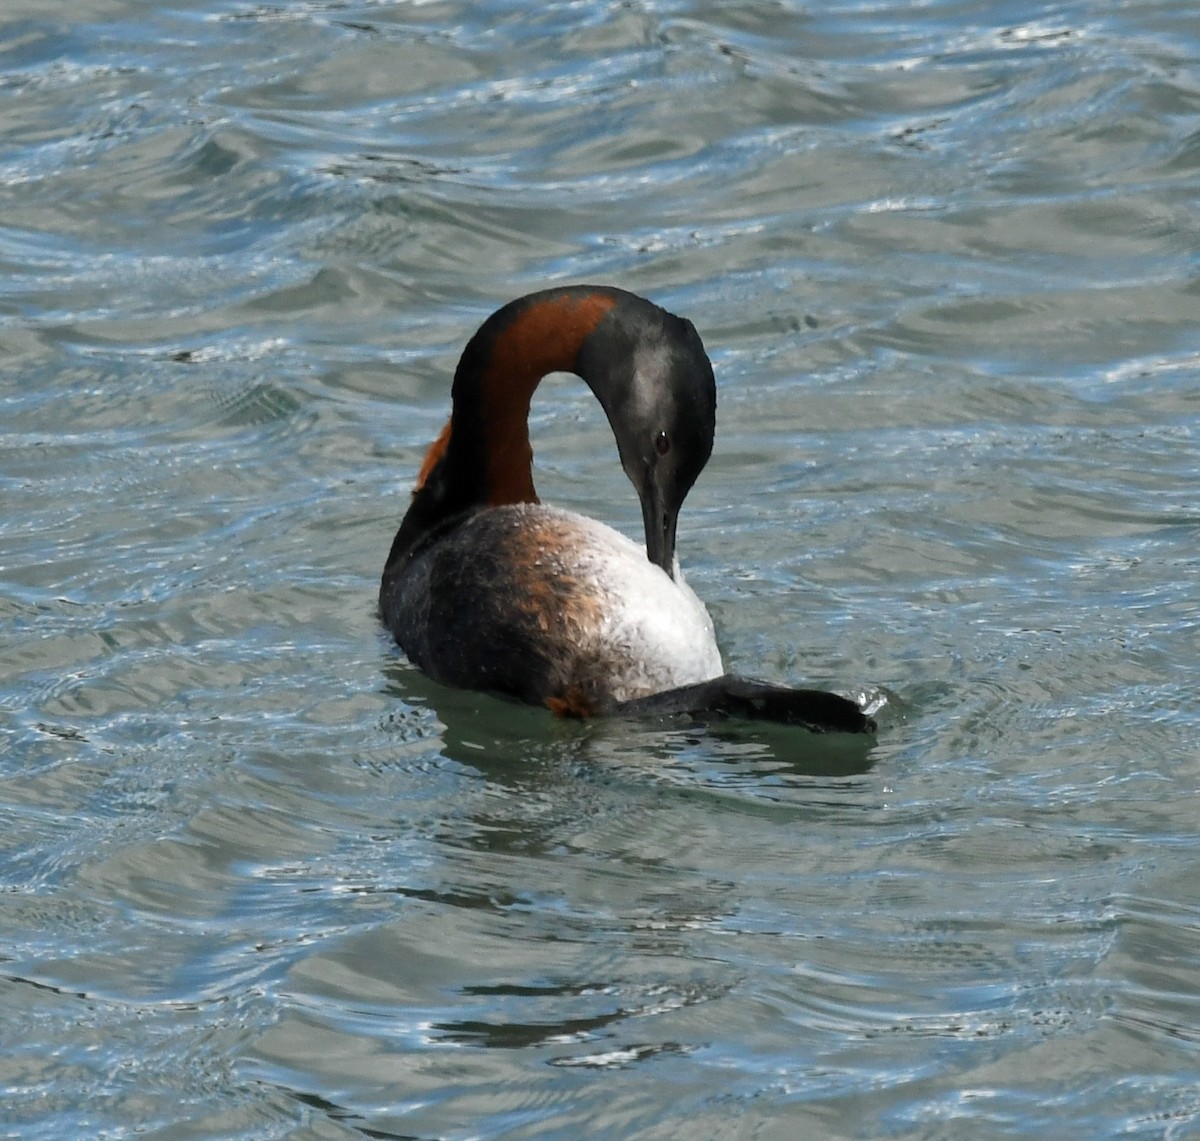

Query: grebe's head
[577,295,716,577]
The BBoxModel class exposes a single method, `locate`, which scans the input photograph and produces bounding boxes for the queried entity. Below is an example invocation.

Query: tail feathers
[611,674,876,735]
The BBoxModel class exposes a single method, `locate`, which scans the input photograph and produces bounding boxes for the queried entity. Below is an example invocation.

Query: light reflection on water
[2,0,1200,1137]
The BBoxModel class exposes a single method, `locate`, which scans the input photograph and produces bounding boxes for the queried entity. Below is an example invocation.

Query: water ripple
[3,0,1200,1137]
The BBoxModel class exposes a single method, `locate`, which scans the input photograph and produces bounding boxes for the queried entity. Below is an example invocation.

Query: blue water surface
[2,1,1199,1137]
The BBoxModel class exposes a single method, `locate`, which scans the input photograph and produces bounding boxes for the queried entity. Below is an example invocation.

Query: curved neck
[384,287,622,573]
[451,287,621,506]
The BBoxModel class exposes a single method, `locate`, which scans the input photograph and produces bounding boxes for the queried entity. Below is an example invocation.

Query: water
[3,0,1199,1136]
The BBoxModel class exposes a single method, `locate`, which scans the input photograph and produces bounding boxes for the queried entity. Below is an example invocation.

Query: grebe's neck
[449,288,621,507]
[384,288,621,572]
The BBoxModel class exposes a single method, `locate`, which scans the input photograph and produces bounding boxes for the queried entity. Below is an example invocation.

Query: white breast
[551,508,724,702]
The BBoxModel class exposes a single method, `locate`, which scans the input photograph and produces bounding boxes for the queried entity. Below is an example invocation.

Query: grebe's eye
[654,431,671,457]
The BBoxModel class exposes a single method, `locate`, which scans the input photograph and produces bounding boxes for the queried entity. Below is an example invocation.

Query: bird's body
[387,503,722,714]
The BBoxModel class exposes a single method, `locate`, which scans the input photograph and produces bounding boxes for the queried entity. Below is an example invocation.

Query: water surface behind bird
[2,0,1199,1136]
